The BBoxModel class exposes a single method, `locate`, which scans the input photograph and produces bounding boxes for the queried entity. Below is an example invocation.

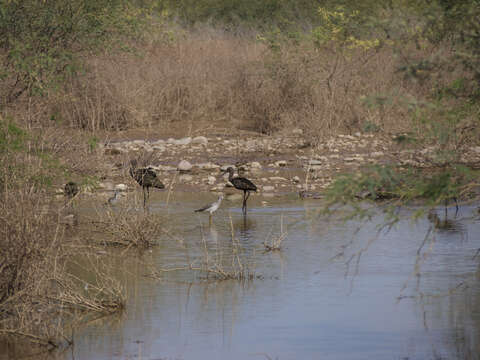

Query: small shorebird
[129,159,165,207]
[221,167,257,214]
[195,194,224,224]
[107,189,120,206]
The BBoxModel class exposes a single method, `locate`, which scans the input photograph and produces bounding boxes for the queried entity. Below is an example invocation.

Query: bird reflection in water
[427,209,464,233]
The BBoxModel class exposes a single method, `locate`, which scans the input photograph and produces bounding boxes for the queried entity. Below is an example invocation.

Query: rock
[152,139,165,145]
[143,144,154,152]
[269,176,287,182]
[99,182,114,191]
[133,140,146,145]
[178,160,193,171]
[197,162,220,170]
[192,136,208,145]
[292,128,303,135]
[175,137,192,146]
[115,184,128,191]
[275,160,287,167]
[263,185,275,192]
[309,159,322,165]
[371,151,384,157]
[292,176,301,183]
[157,165,176,171]
[179,174,193,182]
[166,138,176,144]
[152,145,166,151]
[249,161,262,169]
[206,176,216,185]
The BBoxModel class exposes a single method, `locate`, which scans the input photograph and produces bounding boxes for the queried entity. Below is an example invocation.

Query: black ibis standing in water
[222,167,257,214]
[129,160,165,207]
[195,194,224,224]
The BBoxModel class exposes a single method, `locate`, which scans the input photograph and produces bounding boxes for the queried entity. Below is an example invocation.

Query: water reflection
[3,195,480,360]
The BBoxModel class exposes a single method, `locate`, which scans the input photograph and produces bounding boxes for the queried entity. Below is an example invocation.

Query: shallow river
[27,193,480,359]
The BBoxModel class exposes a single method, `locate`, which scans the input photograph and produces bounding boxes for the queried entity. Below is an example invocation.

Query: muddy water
[34,194,480,358]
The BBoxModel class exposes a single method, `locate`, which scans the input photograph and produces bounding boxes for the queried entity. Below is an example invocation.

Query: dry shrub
[0,119,125,347]
[4,25,464,142]
[91,206,165,249]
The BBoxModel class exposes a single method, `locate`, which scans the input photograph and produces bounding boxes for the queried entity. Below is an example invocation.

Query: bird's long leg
[243,190,249,214]
[143,187,147,208]
[454,196,459,217]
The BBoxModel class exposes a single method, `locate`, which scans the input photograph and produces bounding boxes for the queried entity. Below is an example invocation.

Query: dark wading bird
[64,181,79,207]
[222,167,257,214]
[195,194,224,224]
[129,160,165,207]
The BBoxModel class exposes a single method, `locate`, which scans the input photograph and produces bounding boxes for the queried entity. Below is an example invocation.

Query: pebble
[206,176,216,185]
[176,137,192,146]
[192,136,208,145]
[178,160,193,171]
[263,185,275,192]
[275,160,287,167]
[115,183,128,191]
[292,176,301,183]
[269,176,287,182]
[197,162,220,170]
[250,161,262,169]
[179,174,193,182]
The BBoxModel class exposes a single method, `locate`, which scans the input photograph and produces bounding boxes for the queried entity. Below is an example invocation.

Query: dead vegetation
[90,205,165,249]
[4,27,457,143]
[0,118,126,348]
[150,215,260,281]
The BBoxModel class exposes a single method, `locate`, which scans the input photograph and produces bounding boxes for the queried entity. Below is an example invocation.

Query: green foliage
[88,136,99,152]
[0,117,66,192]
[0,119,26,154]
[0,0,150,104]
[161,0,320,30]
[324,163,479,222]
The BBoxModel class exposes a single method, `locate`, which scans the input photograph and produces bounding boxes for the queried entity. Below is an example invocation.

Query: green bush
[0,0,148,105]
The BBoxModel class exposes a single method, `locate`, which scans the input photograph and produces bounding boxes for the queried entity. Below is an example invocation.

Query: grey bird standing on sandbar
[195,194,224,224]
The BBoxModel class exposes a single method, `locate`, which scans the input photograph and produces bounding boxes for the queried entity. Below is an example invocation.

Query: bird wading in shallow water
[195,194,224,224]
[129,160,165,207]
[221,167,257,214]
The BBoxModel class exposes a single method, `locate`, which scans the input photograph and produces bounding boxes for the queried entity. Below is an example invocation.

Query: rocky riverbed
[74,128,480,198]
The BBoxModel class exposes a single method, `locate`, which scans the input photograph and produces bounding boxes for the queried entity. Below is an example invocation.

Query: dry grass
[263,214,288,252]
[4,26,463,142]
[0,120,125,347]
[149,214,259,281]
[90,205,165,249]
